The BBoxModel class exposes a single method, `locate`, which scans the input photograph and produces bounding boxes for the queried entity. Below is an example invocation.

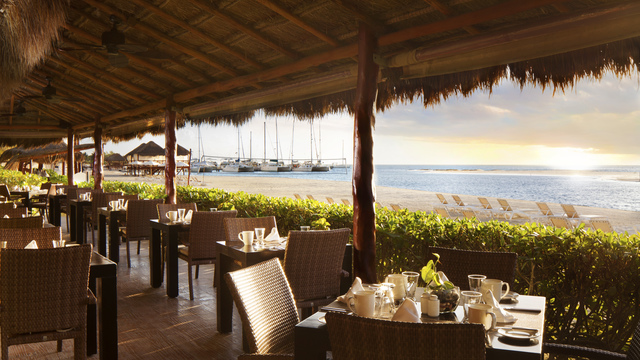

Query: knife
[502,306,542,313]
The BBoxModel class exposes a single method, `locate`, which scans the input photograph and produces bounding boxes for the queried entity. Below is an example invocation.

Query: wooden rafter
[26,74,109,117]
[186,0,300,59]
[128,0,265,70]
[329,0,385,33]
[32,69,117,113]
[19,80,99,119]
[422,0,480,35]
[253,0,340,47]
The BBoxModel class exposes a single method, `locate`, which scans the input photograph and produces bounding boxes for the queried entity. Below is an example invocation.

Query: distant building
[105,153,126,169]
[124,141,189,164]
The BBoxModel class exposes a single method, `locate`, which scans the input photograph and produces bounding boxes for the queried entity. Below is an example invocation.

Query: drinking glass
[300,226,310,231]
[255,228,265,247]
[402,271,420,300]
[384,274,406,306]
[468,274,486,292]
[0,241,7,249]
[177,208,186,222]
[118,198,124,210]
[379,282,396,317]
[460,290,483,321]
[210,208,217,212]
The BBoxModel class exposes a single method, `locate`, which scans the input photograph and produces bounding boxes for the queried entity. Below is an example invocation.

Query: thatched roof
[0,0,639,146]
[0,141,94,169]
[105,153,125,162]
[124,141,188,158]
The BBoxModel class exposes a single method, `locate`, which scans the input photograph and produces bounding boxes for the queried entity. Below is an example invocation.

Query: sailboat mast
[263,122,266,162]
[310,120,313,163]
[275,118,279,162]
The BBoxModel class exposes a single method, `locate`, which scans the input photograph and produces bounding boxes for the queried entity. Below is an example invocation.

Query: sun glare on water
[544,147,598,170]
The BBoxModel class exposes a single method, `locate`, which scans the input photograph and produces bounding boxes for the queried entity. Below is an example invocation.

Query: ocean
[200,165,640,212]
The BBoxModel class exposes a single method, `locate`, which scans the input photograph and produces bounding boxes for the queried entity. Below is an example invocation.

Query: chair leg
[137,239,141,254]
[74,334,86,360]
[1,341,8,360]
[126,236,131,268]
[188,263,194,300]
[57,340,62,352]
[195,265,199,279]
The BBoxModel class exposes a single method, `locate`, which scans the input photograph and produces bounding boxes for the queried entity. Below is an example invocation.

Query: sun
[544,147,598,170]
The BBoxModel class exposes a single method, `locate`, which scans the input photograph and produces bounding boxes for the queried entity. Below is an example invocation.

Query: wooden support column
[67,128,74,186]
[352,23,378,284]
[93,119,104,190]
[164,107,177,204]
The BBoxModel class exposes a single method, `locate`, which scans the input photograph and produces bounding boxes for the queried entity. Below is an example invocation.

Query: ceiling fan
[0,101,54,120]
[21,77,84,104]
[60,15,170,68]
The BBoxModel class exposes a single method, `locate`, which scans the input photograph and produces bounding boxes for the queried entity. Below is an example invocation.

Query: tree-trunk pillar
[352,23,378,284]
[165,108,177,204]
[67,128,74,186]
[93,119,104,190]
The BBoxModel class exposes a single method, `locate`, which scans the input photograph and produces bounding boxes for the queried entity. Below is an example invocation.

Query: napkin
[184,209,193,222]
[483,290,517,323]
[337,277,364,304]
[3,215,8,218]
[25,240,38,249]
[392,298,421,323]
[264,227,281,243]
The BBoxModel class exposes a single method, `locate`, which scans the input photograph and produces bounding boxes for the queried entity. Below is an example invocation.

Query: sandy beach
[104,170,640,232]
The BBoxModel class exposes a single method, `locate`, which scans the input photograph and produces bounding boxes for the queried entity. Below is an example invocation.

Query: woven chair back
[628,322,640,360]
[157,203,198,223]
[325,312,486,360]
[0,185,11,199]
[126,199,164,239]
[427,246,517,291]
[283,228,350,303]
[0,207,28,218]
[0,227,62,249]
[104,194,139,210]
[188,211,237,260]
[224,257,299,354]
[223,216,277,242]
[0,202,17,210]
[0,244,92,336]
[0,216,43,229]
[90,192,122,225]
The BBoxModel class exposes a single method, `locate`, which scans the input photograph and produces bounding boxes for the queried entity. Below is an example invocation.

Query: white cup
[460,291,483,319]
[481,279,510,303]
[300,226,310,231]
[52,240,66,248]
[468,303,497,330]
[384,274,406,304]
[165,211,178,223]
[238,231,254,246]
[348,290,376,317]
[210,208,217,212]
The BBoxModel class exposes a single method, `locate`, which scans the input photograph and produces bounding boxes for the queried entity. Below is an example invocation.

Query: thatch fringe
[264,89,356,120]
[0,0,69,98]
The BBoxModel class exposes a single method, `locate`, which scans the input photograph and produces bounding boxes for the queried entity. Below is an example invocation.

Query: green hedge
[1,170,637,352]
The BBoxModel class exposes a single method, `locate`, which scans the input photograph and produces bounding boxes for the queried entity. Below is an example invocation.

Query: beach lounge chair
[341,199,350,205]
[536,202,554,216]
[306,194,315,200]
[549,216,574,230]
[589,219,615,233]
[390,204,402,211]
[461,208,491,222]
[294,194,303,200]
[497,198,535,222]
[433,206,453,219]
[477,197,509,220]
[326,197,334,204]
[436,193,449,205]
[561,204,605,220]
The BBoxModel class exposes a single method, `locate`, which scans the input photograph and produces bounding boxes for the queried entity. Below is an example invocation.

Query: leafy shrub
[0,169,46,188]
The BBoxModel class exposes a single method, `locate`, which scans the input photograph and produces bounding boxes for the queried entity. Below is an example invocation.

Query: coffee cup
[460,291,483,319]
[468,303,497,330]
[481,279,510,303]
[165,211,178,223]
[238,231,254,246]
[348,290,376,317]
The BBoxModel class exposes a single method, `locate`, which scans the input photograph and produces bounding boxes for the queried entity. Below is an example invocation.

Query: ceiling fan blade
[117,44,149,53]
[108,53,129,68]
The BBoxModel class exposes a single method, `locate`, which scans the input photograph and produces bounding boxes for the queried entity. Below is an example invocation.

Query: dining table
[149,219,190,298]
[69,199,91,244]
[294,290,546,360]
[216,240,353,334]
[97,206,126,263]
[89,251,118,359]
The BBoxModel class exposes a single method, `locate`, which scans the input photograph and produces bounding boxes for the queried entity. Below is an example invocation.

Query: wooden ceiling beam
[422,0,480,35]
[57,52,162,100]
[64,23,197,88]
[329,0,385,33]
[48,57,149,104]
[18,81,98,119]
[29,71,114,115]
[0,125,62,131]
[186,0,300,59]
[128,0,265,71]
[81,0,240,78]
[253,0,340,47]
[0,131,68,138]
[39,65,131,110]
[19,95,86,125]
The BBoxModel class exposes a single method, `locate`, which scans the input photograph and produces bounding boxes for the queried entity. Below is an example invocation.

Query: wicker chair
[0,206,28,218]
[0,227,62,249]
[121,199,164,267]
[157,203,198,224]
[223,216,277,243]
[85,191,121,243]
[224,257,297,358]
[104,193,139,210]
[0,184,22,202]
[544,321,640,360]
[0,216,43,229]
[179,210,237,300]
[30,184,57,219]
[0,202,17,210]
[325,312,486,360]
[427,246,517,290]
[0,244,94,360]
[61,187,90,233]
[283,228,350,315]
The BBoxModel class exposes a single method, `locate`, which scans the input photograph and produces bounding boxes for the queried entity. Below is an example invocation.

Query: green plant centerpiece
[421,253,460,313]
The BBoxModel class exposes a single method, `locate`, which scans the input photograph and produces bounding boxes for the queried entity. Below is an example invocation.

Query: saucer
[497,328,540,340]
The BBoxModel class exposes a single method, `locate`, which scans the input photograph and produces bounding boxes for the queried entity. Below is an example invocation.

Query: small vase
[428,286,460,313]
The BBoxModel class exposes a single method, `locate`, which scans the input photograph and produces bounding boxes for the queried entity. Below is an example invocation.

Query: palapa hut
[1,2,639,351]
[0,141,93,174]
[123,141,189,164]
[104,152,125,169]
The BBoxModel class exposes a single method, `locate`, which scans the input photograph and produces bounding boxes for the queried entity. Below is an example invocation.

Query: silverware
[502,306,542,313]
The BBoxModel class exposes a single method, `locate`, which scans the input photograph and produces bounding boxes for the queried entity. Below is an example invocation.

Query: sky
[99,71,640,168]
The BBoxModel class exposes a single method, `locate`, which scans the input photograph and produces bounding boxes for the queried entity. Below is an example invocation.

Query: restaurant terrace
[1,0,639,359]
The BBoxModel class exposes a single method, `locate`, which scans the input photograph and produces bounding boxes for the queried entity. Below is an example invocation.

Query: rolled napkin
[483,290,517,323]
[25,240,38,249]
[392,298,421,323]
[184,209,193,222]
[264,227,281,243]
[337,277,364,304]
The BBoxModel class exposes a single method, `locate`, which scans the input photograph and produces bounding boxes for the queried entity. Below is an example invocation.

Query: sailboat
[190,125,216,172]
[260,119,291,172]
[311,120,330,172]
[222,128,254,172]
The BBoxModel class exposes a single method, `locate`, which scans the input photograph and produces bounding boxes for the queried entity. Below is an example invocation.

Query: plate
[497,328,540,340]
